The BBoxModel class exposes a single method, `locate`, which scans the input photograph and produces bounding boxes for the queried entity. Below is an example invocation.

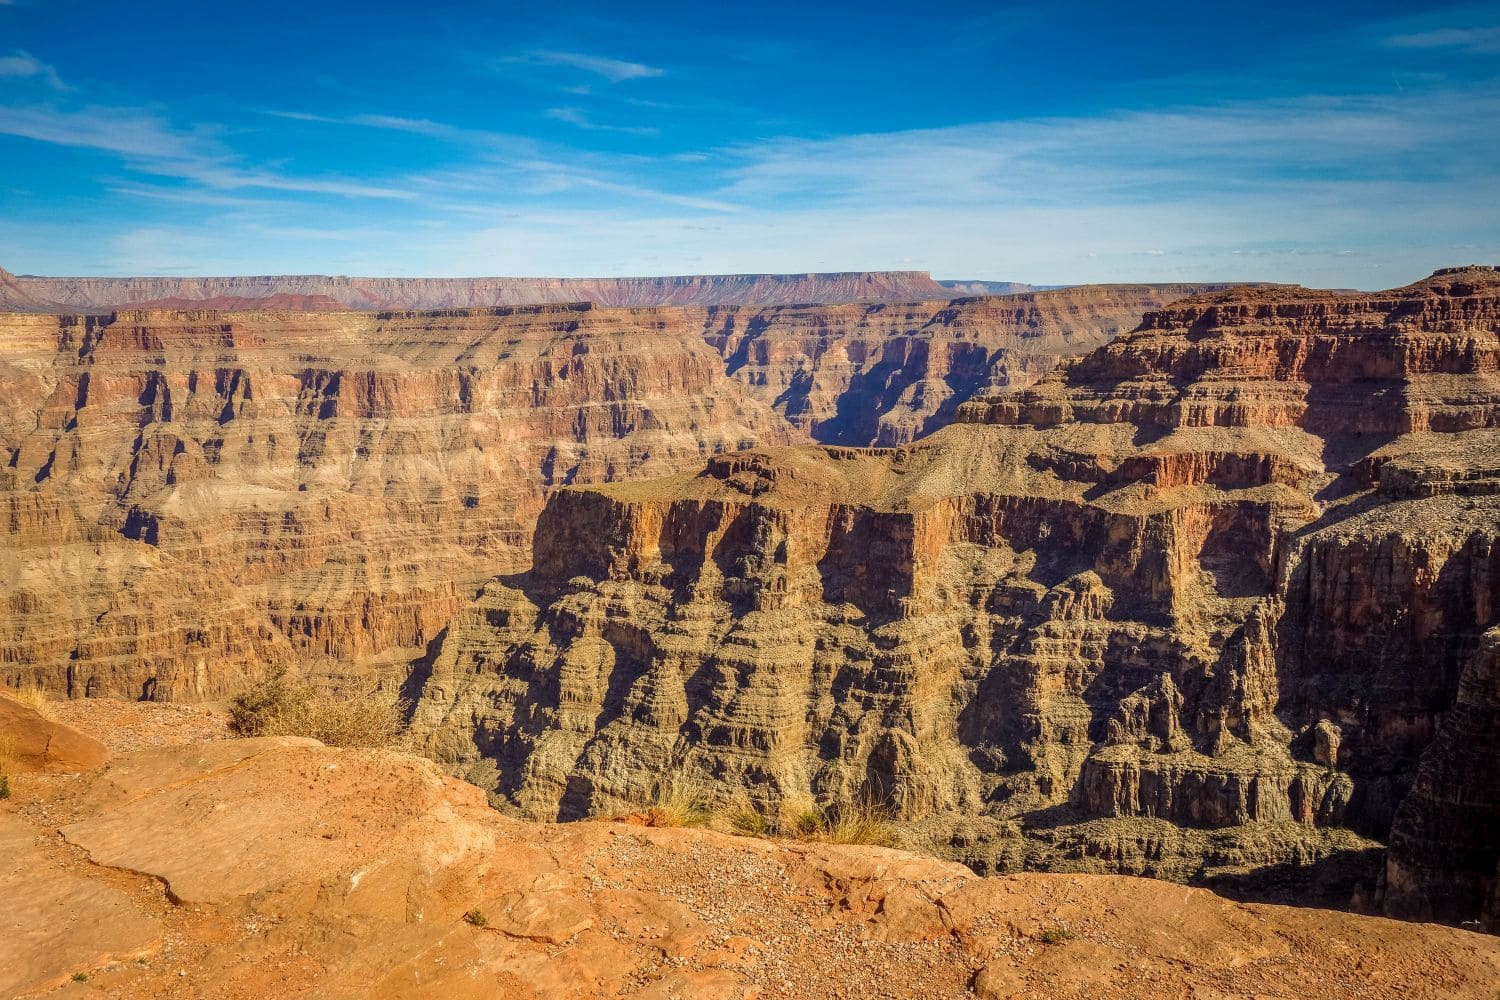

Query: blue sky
[0,1,1496,286]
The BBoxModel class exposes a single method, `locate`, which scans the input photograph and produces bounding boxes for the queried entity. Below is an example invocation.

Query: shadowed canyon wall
[1,285,1205,701]
[409,266,1500,927]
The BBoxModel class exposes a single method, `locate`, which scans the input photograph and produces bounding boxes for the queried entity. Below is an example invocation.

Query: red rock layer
[2,284,1194,701]
[701,284,1245,444]
[0,304,797,700]
[411,267,1500,926]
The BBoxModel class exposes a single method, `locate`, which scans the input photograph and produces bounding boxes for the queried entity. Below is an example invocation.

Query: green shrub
[1038,925,1074,945]
[465,909,488,928]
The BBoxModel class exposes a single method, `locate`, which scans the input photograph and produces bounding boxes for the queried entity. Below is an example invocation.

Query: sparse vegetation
[0,736,15,801]
[827,796,898,847]
[8,684,50,717]
[1038,924,1075,945]
[228,667,407,748]
[725,803,768,837]
[779,794,826,838]
[638,780,710,828]
[465,908,488,928]
[71,972,88,983]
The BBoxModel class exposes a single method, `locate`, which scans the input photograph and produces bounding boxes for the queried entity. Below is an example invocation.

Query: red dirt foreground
[2,699,1497,999]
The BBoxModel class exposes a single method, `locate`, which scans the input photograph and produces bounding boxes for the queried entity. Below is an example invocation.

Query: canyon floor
[3,695,1497,1000]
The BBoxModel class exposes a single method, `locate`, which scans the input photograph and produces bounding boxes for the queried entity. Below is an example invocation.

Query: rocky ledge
[2,698,1496,999]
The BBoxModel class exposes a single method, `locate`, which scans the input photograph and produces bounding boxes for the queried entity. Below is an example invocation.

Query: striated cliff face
[410,266,1500,925]
[701,284,1243,445]
[0,267,956,312]
[1,285,1188,702]
[0,304,797,700]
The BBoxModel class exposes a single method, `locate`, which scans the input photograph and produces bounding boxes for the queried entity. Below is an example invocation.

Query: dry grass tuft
[5,684,50,718]
[229,667,407,749]
[724,804,768,837]
[826,794,899,847]
[0,736,14,800]
[641,780,710,828]
[778,794,827,839]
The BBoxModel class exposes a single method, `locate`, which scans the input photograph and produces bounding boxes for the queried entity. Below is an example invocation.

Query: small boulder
[0,693,109,774]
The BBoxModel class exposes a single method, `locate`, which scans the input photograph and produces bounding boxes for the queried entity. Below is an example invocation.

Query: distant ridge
[0,266,965,312]
[936,278,1042,295]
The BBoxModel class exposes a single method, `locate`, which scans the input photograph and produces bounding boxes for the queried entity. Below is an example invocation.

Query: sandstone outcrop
[0,692,109,773]
[2,711,1495,998]
[1,286,1205,701]
[0,267,957,312]
[411,266,1500,926]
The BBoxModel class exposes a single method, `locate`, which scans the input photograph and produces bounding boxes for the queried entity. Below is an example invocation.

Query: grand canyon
[3,262,1498,997]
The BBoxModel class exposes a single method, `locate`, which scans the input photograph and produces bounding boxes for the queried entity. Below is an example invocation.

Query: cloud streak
[501,49,664,83]
[544,106,659,136]
[0,50,69,90]
[0,104,417,199]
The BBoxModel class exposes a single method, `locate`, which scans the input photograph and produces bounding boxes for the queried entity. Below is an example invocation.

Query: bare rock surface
[0,285,1206,702]
[0,692,109,773]
[411,266,1500,925]
[1,711,1495,999]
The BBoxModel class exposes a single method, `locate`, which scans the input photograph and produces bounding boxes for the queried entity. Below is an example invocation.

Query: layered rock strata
[411,266,1500,925]
[701,284,1245,444]
[0,266,955,312]
[2,286,1208,700]
[0,305,796,700]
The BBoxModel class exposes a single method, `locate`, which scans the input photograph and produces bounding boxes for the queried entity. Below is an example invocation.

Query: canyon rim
[3,0,1500,996]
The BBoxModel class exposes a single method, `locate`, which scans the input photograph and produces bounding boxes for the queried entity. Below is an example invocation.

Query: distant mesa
[0,265,973,312]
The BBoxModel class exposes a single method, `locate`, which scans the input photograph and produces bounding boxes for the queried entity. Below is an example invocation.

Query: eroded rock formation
[701,284,1245,444]
[2,286,1196,700]
[0,304,795,700]
[411,266,1500,925]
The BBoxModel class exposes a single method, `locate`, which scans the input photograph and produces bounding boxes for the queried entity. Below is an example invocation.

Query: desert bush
[229,667,407,748]
[724,803,768,837]
[465,909,488,928]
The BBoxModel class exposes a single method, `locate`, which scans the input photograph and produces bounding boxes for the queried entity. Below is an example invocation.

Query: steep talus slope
[701,284,1245,445]
[3,714,1496,998]
[0,269,955,312]
[0,304,796,700]
[410,266,1500,926]
[1,285,1207,701]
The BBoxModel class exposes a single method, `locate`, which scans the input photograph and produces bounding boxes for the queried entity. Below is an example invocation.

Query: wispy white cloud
[0,50,69,90]
[1383,25,1500,54]
[544,106,658,136]
[501,49,664,83]
[0,104,417,199]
